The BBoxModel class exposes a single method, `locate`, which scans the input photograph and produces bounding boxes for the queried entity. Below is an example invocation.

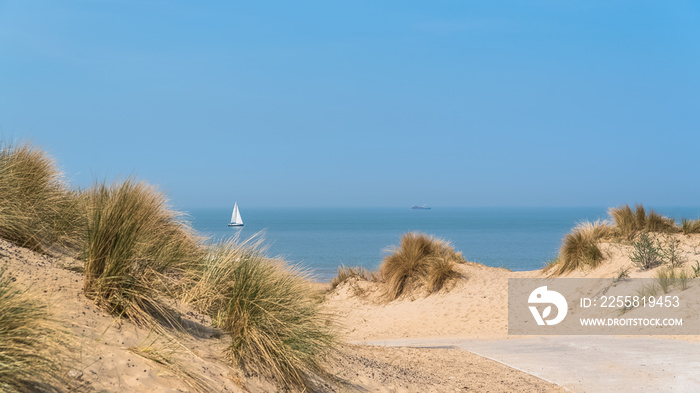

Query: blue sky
[1,1,698,208]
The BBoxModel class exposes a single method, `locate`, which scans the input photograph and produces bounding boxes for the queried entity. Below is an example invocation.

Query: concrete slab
[360,336,700,392]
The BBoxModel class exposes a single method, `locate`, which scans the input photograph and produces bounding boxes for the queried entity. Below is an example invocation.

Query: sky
[1,0,699,208]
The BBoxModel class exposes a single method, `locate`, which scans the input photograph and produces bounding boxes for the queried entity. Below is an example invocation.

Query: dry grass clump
[0,140,343,390]
[552,205,690,275]
[555,221,613,275]
[380,232,465,300]
[609,204,679,240]
[329,265,377,291]
[83,178,201,327]
[541,256,560,273]
[185,236,336,390]
[655,267,687,293]
[425,257,461,293]
[681,218,700,235]
[0,268,66,392]
[0,142,85,253]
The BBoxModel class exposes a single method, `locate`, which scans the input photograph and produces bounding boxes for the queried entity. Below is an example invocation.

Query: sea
[186,207,700,282]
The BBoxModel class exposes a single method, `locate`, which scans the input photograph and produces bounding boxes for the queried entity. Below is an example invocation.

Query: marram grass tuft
[329,265,377,291]
[184,235,336,390]
[0,142,85,253]
[555,221,613,274]
[83,178,201,327]
[0,268,68,392]
[380,232,465,300]
[608,204,679,240]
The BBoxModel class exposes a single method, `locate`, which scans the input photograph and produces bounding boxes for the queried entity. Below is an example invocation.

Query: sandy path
[329,344,566,393]
[361,336,700,392]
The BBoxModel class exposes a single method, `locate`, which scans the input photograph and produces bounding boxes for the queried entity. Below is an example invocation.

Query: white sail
[229,202,244,226]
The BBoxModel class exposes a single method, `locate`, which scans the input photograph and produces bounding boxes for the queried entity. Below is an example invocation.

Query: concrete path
[361,336,700,392]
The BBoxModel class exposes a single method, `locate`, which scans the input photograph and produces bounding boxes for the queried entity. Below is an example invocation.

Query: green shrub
[0,142,84,253]
[380,232,465,300]
[185,237,336,390]
[629,233,663,270]
[661,239,687,268]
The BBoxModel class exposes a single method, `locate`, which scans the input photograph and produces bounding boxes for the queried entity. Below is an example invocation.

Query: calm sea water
[186,207,700,281]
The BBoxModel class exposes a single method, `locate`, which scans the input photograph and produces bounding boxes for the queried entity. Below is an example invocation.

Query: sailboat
[228,202,244,227]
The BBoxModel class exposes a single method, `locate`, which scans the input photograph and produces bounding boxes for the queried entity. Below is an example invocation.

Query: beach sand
[324,235,700,342]
[6,234,700,391]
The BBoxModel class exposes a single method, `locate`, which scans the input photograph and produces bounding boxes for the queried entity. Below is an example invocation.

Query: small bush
[0,142,85,253]
[661,238,687,268]
[83,179,201,327]
[185,237,336,390]
[380,232,464,300]
[681,218,700,235]
[613,267,630,283]
[555,221,613,274]
[629,233,663,270]
[0,268,66,392]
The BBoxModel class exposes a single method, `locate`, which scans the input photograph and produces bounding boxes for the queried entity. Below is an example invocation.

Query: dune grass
[184,236,336,390]
[380,232,465,300]
[82,178,201,327]
[541,256,560,273]
[681,218,700,235]
[656,267,678,294]
[0,268,66,393]
[0,140,343,389]
[555,221,613,274]
[0,142,85,253]
[552,205,686,275]
[609,204,679,240]
[329,265,377,291]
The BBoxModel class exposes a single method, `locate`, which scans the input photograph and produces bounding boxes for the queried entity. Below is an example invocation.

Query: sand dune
[325,235,700,342]
[1,237,564,392]
[9,230,698,391]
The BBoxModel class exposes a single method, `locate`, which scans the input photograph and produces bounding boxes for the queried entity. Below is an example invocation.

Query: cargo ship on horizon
[410,204,431,210]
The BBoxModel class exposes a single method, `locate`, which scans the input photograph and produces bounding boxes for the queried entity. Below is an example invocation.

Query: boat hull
[228,223,244,227]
